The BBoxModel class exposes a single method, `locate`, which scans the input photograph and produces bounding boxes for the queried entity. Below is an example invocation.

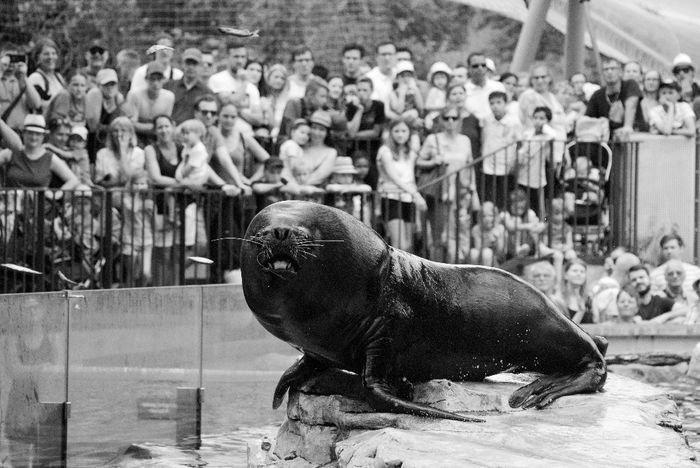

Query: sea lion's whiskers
[298,239,344,244]
[212,236,263,246]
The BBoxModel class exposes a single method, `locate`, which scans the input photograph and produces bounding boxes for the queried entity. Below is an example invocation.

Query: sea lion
[240,200,607,422]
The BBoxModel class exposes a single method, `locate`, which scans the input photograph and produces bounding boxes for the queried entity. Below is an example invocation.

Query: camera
[8,54,26,64]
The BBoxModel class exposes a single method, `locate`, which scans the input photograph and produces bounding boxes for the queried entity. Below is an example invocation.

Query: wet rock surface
[267,371,696,467]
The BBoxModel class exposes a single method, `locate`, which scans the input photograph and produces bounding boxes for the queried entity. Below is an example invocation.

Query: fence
[0,138,626,294]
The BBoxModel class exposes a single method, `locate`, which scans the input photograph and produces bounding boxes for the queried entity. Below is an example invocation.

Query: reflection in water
[4,299,57,467]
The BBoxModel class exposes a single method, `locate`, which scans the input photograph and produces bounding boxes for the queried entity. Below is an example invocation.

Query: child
[469,201,506,266]
[516,106,557,216]
[423,62,451,129]
[351,150,371,185]
[279,118,309,177]
[500,187,543,260]
[537,198,576,279]
[481,91,522,211]
[67,125,92,185]
[563,155,603,225]
[649,80,696,137]
[121,171,154,286]
[325,156,372,221]
[388,61,424,125]
[251,157,292,211]
[175,119,209,187]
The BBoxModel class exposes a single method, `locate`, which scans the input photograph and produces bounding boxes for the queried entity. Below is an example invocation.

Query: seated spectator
[516,106,557,216]
[0,47,41,132]
[585,58,646,138]
[563,155,604,224]
[345,77,385,138]
[164,48,212,125]
[523,259,567,315]
[589,251,640,322]
[47,70,88,127]
[94,116,145,188]
[388,61,424,127]
[469,201,506,266]
[650,233,700,299]
[612,285,643,324]
[686,279,700,324]
[481,90,521,211]
[27,38,67,116]
[251,157,294,211]
[640,70,661,125]
[129,33,182,92]
[648,80,696,137]
[629,264,683,322]
[126,61,175,145]
[662,259,691,306]
[554,259,590,323]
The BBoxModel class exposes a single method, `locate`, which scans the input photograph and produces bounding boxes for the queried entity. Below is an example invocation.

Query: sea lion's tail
[365,380,484,423]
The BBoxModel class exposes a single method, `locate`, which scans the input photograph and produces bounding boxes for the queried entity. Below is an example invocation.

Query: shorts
[381,198,416,223]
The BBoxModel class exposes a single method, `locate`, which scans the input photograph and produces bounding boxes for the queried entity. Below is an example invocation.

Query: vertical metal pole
[565,0,586,79]
[510,0,553,73]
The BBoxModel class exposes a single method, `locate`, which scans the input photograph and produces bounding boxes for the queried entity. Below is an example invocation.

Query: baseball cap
[672,53,694,73]
[146,61,166,77]
[70,125,88,141]
[182,48,203,63]
[96,68,118,85]
[659,79,681,93]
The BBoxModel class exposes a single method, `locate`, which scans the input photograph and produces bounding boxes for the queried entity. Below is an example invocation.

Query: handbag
[416,133,445,198]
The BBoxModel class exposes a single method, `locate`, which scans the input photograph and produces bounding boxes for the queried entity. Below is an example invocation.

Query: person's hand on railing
[45,189,63,201]
[221,184,241,197]
[239,184,252,196]
[413,192,428,212]
[613,125,633,141]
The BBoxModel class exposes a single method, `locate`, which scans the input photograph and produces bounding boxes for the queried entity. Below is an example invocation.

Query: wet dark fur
[240,201,607,422]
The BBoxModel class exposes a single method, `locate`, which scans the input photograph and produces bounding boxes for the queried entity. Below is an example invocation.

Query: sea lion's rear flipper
[508,361,607,409]
[363,337,484,423]
[273,355,325,409]
[593,335,608,356]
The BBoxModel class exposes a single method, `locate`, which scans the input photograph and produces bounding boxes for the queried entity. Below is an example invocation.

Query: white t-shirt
[207,70,261,109]
[517,125,557,189]
[377,145,418,202]
[176,141,209,186]
[365,67,395,110]
[649,102,695,133]
[95,146,146,185]
[129,63,182,93]
[464,79,505,120]
[481,113,522,175]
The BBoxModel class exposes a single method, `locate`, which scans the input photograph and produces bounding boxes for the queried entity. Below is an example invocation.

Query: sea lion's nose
[273,227,290,240]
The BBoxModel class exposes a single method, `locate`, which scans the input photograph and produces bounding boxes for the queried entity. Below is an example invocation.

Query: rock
[687,342,700,379]
[272,372,696,467]
[609,362,689,383]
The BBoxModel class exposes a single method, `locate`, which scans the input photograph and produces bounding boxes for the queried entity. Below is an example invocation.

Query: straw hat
[309,110,332,129]
[23,114,48,133]
[332,156,358,175]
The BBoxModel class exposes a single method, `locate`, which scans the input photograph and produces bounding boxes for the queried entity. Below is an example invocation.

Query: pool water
[657,376,700,453]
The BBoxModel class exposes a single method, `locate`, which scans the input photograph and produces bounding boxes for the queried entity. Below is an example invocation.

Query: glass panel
[67,287,200,466]
[0,292,68,467]
[201,285,297,460]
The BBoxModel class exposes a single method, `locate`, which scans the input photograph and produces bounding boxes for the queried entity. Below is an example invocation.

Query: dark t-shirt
[345,100,386,132]
[585,80,648,132]
[637,295,675,321]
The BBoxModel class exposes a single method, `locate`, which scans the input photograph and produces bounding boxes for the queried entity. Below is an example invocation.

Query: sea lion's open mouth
[263,254,299,274]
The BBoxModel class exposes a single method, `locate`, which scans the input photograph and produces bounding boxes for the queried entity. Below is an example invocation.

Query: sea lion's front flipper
[508,360,607,409]
[273,354,325,409]
[363,336,484,423]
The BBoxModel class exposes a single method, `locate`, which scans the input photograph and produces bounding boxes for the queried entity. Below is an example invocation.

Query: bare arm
[241,133,270,163]
[0,119,22,152]
[50,155,80,190]
[144,145,178,187]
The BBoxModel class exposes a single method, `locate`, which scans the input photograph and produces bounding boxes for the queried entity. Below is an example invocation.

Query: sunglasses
[442,115,459,121]
[674,67,692,74]
[471,63,487,69]
[532,75,548,80]
[198,110,217,116]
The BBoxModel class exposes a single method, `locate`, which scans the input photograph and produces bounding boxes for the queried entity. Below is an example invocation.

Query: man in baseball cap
[165,48,212,124]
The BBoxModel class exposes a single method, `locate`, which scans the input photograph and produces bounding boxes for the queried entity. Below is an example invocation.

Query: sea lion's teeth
[273,260,290,270]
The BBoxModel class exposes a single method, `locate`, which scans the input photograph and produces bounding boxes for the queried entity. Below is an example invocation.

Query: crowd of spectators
[0,33,699,295]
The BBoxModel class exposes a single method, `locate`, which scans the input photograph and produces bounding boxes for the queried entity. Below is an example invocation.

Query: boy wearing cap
[164,48,212,124]
[126,61,175,145]
[66,125,92,184]
[129,33,182,92]
[649,80,696,137]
